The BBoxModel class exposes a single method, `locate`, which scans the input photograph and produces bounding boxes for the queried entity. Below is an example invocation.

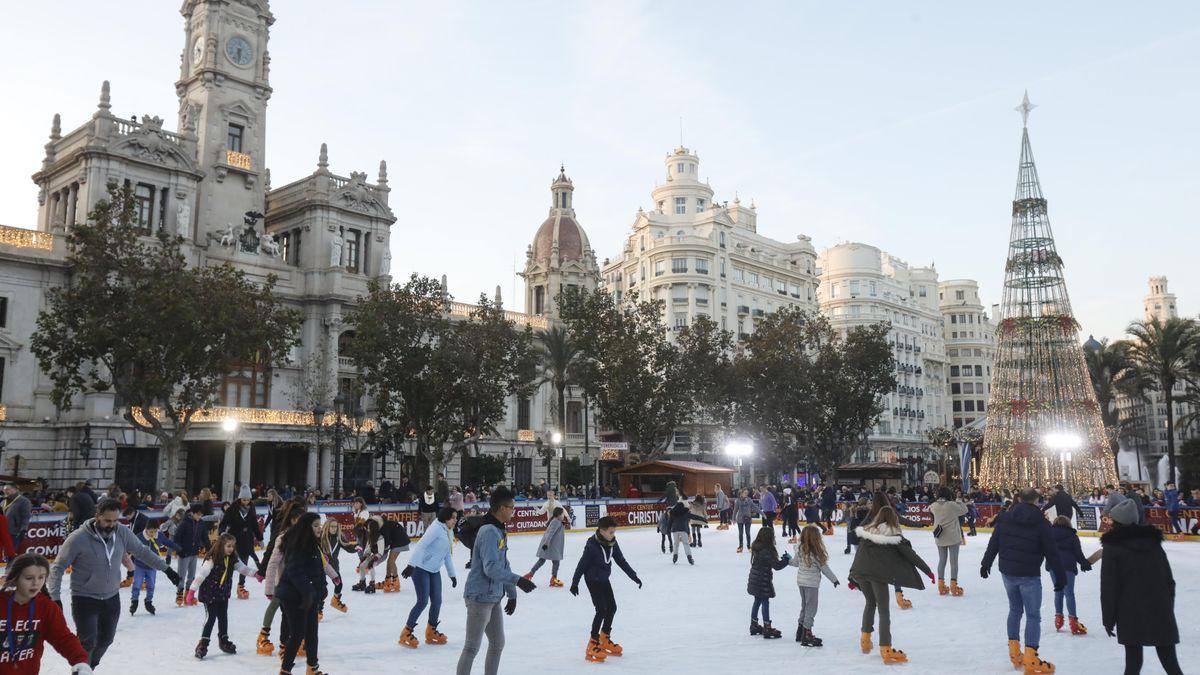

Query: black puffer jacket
[981,502,1065,580]
[1100,524,1177,646]
[846,506,870,547]
[746,543,790,598]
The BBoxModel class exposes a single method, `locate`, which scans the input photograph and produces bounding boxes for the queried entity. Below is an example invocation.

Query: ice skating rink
[49,524,1198,674]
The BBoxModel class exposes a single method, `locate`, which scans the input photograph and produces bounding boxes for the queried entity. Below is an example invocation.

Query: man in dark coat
[820,484,838,532]
[1,483,32,551]
[981,488,1065,671]
[1040,484,1082,522]
[69,482,97,530]
[1100,497,1182,674]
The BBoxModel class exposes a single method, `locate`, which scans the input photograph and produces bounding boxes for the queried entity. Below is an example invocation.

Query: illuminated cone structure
[979,94,1116,490]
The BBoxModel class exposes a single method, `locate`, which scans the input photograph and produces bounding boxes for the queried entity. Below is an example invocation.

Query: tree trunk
[157,435,183,493]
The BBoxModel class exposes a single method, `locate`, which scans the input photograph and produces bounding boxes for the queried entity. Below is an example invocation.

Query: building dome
[533,213,588,262]
[1082,334,1102,351]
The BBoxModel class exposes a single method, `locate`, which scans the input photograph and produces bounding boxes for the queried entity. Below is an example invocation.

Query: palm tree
[1124,317,1200,483]
[1083,337,1149,473]
[538,326,580,435]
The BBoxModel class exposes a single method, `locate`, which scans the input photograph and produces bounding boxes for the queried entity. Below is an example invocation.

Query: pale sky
[2,1,1197,342]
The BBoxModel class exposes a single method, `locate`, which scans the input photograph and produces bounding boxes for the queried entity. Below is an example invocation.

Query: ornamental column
[222,439,237,502]
[239,441,252,489]
[319,444,333,494]
[306,444,319,490]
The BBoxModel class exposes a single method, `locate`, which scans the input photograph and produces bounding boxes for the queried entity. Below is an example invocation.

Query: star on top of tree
[1015,90,1037,127]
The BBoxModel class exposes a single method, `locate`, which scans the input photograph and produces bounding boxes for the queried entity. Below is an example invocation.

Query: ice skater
[186,533,260,659]
[929,487,968,597]
[848,506,933,665]
[353,517,386,593]
[319,518,353,616]
[1048,515,1092,636]
[789,524,839,646]
[658,505,673,554]
[688,495,708,547]
[746,526,791,639]
[130,521,178,615]
[668,499,706,564]
[844,498,870,555]
[399,507,458,648]
[0,553,92,674]
[570,515,641,663]
[733,488,757,553]
[715,484,730,530]
[523,506,566,587]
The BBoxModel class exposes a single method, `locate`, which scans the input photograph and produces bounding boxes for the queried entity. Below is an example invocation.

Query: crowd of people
[0,474,1189,673]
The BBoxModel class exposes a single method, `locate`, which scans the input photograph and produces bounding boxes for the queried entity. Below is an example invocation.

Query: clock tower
[176,0,274,243]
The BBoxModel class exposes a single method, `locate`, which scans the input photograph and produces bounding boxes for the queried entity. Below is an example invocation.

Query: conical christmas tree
[978,93,1116,491]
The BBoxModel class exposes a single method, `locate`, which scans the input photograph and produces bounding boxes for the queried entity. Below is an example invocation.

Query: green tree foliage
[346,275,536,486]
[537,325,580,434]
[462,453,508,489]
[1124,317,1200,483]
[31,183,300,490]
[1083,337,1150,472]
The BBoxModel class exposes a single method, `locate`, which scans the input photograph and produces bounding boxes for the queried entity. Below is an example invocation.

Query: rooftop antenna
[679,116,684,147]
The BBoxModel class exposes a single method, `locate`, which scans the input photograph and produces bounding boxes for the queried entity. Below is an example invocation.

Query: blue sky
[1,1,1196,341]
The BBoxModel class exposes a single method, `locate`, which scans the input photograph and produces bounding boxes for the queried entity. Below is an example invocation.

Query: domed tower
[523,167,600,321]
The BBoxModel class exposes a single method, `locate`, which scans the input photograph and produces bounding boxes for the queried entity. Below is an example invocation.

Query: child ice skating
[0,553,92,674]
[130,522,179,615]
[399,507,458,648]
[319,519,353,616]
[1048,515,1092,635]
[524,506,566,587]
[788,524,839,645]
[668,499,706,564]
[353,517,386,593]
[173,504,211,606]
[187,533,259,659]
[746,526,791,639]
[848,505,934,664]
[570,515,642,662]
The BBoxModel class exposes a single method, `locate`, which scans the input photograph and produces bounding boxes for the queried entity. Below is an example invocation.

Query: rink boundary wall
[16,499,1199,559]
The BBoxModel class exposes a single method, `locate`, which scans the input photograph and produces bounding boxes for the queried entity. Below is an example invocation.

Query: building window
[951,383,961,394]
[676,162,684,173]
[950,315,958,324]
[955,289,965,300]
[656,201,664,212]
[674,315,687,330]
[566,401,584,434]
[517,397,531,429]
[345,229,360,272]
[534,286,545,314]
[696,198,705,211]
[952,401,962,412]
[220,354,270,408]
[672,258,687,274]
[749,272,759,286]
[849,280,860,296]
[869,281,877,296]
[0,297,7,328]
[963,382,975,394]
[719,232,726,248]
[133,183,154,232]
[560,192,569,208]
[654,260,665,277]
[977,400,986,411]
[695,258,709,275]
[919,286,927,297]
[158,188,168,232]
[964,400,976,412]
[974,365,983,377]
[732,268,744,282]
[674,197,686,214]
[227,124,244,152]
[673,430,691,451]
[775,279,786,294]
[950,365,960,377]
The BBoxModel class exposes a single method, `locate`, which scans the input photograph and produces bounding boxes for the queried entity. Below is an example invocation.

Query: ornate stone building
[0,0,578,497]
[937,280,996,429]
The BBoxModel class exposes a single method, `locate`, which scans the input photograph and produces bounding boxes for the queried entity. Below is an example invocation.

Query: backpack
[457,515,486,551]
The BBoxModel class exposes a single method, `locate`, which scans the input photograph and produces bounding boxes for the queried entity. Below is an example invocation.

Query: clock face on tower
[192,38,204,66]
[225,36,254,67]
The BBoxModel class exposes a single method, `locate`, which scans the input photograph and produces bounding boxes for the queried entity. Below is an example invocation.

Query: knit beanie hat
[238,485,252,501]
[1108,497,1139,526]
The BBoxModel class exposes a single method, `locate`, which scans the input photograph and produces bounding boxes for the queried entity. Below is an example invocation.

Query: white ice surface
[47,525,1198,674]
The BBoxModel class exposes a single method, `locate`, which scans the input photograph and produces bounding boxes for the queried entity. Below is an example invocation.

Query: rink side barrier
[16,499,1199,559]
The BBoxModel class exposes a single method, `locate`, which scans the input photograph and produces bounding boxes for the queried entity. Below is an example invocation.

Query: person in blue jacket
[173,504,212,606]
[1163,482,1182,534]
[130,522,179,616]
[1047,515,1092,636]
[456,487,536,675]
[981,488,1066,674]
[399,507,458,649]
[570,515,641,663]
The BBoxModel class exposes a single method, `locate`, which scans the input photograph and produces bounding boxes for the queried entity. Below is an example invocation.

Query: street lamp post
[550,430,563,490]
[724,440,753,490]
[1044,432,1082,495]
[221,417,239,501]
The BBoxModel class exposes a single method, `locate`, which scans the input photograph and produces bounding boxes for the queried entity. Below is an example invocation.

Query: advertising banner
[603,501,665,527]
[585,504,601,528]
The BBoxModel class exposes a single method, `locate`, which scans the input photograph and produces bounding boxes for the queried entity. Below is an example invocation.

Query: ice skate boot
[950,580,964,596]
[351,580,366,592]
[194,638,209,660]
[880,645,907,664]
[306,665,326,675]
[1022,647,1054,673]
[257,628,275,656]
[1008,639,1022,669]
[1054,614,1064,631]
[364,581,376,594]
[750,619,762,636]
[938,579,949,595]
[806,628,824,647]
[330,594,348,613]
[549,576,564,587]
[599,632,623,656]
[672,553,678,564]
[129,598,138,615]
[687,555,694,565]
[425,622,448,645]
[861,631,873,654]
[894,591,913,609]
[176,590,185,607]
[398,625,418,649]
[736,546,743,553]
[219,636,237,654]
[386,575,401,592]
[144,599,156,615]
[844,545,851,555]
[1068,617,1087,636]
[761,621,781,639]
[585,638,607,662]
[237,586,250,599]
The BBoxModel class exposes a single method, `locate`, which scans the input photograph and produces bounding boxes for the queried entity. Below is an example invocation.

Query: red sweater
[0,591,88,674]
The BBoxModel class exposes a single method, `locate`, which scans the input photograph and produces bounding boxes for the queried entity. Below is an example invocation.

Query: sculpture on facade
[218,223,238,248]
[330,229,343,267]
[260,232,281,257]
[175,200,191,238]
[238,211,264,254]
[380,247,391,276]
[336,171,387,214]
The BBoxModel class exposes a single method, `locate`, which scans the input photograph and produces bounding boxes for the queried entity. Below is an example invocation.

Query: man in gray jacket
[1,483,31,551]
[48,498,181,668]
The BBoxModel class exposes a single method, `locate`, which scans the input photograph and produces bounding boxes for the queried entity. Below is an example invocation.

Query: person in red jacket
[0,552,91,674]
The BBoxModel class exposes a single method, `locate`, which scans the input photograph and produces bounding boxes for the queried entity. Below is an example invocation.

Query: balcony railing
[131,406,377,431]
[337,356,355,369]
[225,150,252,170]
[0,224,54,251]
[448,301,549,330]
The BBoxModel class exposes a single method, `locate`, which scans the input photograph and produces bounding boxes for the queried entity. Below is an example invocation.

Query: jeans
[202,600,229,639]
[1053,570,1076,616]
[72,594,121,667]
[1002,574,1042,647]
[859,579,891,645]
[176,555,198,592]
[751,596,771,622]
[936,545,960,580]
[737,522,752,548]
[406,568,443,628]
[131,567,156,602]
[798,586,820,629]
[456,599,505,675]
[586,579,616,639]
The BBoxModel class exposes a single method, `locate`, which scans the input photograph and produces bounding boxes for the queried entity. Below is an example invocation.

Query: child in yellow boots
[570,516,642,662]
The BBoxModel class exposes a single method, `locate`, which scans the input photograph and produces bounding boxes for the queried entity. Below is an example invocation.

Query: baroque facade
[817,243,950,459]
[0,0,584,496]
[938,279,997,429]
